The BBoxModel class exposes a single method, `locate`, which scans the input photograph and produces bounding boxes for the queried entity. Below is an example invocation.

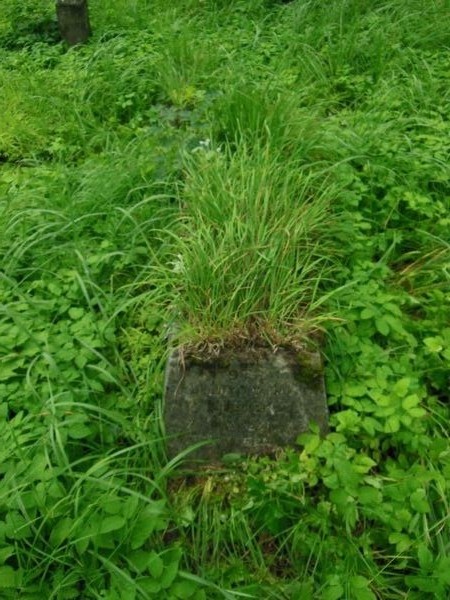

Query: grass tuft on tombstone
[153,139,343,356]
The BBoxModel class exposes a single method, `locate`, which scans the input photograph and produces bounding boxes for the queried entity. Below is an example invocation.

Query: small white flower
[171,254,184,274]
[192,138,212,153]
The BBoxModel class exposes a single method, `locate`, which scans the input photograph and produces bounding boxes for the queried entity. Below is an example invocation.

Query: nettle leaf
[99,515,126,534]
[408,407,427,418]
[297,432,321,452]
[130,501,168,549]
[48,480,67,500]
[353,455,377,473]
[360,307,375,319]
[0,546,15,565]
[361,416,382,436]
[384,302,402,316]
[389,533,413,553]
[357,486,382,506]
[417,543,433,571]
[0,358,25,381]
[335,410,360,432]
[5,511,32,540]
[50,517,73,546]
[371,392,391,407]
[330,488,351,508]
[171,580,198,599]
[424,336,444,353]
[322,580,344,600]
[103,497,123,515]
[27,453,49,482]
[0,565,20,588]
[404,575,439,593]
[335,459,361,488]
[75,535,89,556]
[349,576,376,600]
[111,572,136,600]
[48,282,63,296]
[128,550,150,574]
[400,414,412,427]
[74,353,89,369]
[385,314,407,336]
[124,495,140,519]
[68,422,92,440]
[160,560,179,590]
[148,552,164,579]
[86,378,104,392]
[322,473,339,489]
[436,557,450,585]
[343,383,367,397]
[375,317,390,336]
[68,307,85,320]
[410,489,430,514]
[384,415,400,433]
[393,378,411,397]
[138,576,161,595]
[401,394,420,410]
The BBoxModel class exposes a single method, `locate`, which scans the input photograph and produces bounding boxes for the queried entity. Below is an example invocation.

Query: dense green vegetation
[1,0,449,597]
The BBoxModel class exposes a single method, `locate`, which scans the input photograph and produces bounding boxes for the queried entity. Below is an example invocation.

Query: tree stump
[56,0,90,46]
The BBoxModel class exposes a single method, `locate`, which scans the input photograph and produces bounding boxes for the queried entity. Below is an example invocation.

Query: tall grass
[159,141,341,349]
[1,402,173,597]
[1,0,449,597]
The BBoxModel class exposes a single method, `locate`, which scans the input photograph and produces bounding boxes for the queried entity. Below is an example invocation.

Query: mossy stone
[164,346,328,464]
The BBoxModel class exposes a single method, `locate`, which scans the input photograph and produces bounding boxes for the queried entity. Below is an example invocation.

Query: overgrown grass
[159,141,341,348]
[0,0,449,597]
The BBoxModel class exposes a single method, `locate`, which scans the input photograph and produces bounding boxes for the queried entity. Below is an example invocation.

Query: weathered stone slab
[56,0,91,46]
[164,346,328,463]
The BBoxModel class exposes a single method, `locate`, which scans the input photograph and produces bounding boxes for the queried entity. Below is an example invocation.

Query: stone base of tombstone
[56,0,91,46]
[164,345,328,464]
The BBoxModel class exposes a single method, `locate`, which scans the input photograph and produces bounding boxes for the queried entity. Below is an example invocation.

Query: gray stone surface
[164,346,328,463]
[56,0,91,46]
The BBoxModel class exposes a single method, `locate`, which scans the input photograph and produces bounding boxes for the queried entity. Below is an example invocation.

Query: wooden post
[56,0,90,46]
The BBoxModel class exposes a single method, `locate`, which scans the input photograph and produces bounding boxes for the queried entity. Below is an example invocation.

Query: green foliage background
[0,0,449,598]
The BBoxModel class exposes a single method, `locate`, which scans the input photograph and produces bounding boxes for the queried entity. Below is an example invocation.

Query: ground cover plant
[0,0,449,598]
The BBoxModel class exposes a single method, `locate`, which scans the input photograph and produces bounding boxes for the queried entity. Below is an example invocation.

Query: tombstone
[164,345,328,464]
[56,0,90,46]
